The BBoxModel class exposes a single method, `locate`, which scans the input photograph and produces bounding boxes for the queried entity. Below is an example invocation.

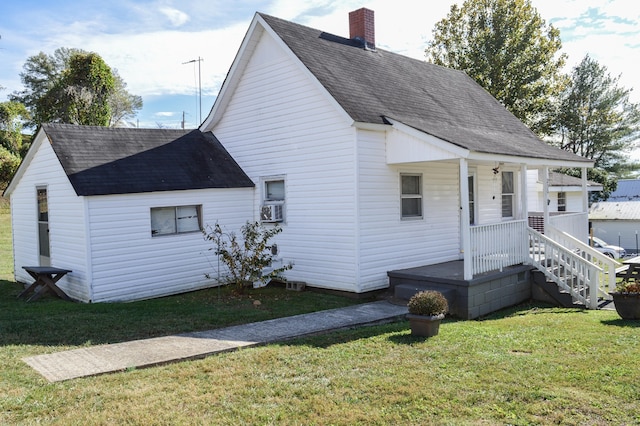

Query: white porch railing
[468,219,612,309]
[470,220,529,275]
[545,225,620,299]
[549,212,588,243]
[528,227,599,309]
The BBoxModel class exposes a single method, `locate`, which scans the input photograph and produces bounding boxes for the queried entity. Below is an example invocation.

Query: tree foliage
[37,52,115,126]
[554,55,640,170]
[426,0,566,135]
[0,101,29,188]
[11,47,142,127]
[0,101,29,154]
[109,73,143,127]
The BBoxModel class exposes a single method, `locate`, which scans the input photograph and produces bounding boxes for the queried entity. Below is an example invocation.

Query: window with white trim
[401,173,422,219]
[260,178,285,222]
[501,171,514,218]
[151,205,202,236]
[557,192,566,212]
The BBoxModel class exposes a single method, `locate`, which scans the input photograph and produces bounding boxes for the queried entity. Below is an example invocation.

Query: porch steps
[531,269,586,309]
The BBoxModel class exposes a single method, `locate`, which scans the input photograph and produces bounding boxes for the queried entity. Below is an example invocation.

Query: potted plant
[407,290,449,337]
[611,281,640,320]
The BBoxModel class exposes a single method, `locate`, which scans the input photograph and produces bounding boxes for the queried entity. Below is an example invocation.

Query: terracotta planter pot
[611,292,640,320]
[407,313,445,337]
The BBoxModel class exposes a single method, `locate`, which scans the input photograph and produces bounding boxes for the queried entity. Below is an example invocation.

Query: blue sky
[1,0,639,131]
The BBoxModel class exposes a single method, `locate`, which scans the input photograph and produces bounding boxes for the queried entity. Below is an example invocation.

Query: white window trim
[260,175,286,223]
[150,205,202,237]
[400,173,423,220]
[468,170,478,225]
[501,170,515,220]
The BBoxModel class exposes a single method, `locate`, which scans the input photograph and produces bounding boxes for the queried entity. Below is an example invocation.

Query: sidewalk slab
[23,301,408,382]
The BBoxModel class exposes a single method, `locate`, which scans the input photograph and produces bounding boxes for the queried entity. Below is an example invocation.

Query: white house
[589,201,640,254]
[6,9,603,316]
[4,125,254,302]
[527,170,603,238]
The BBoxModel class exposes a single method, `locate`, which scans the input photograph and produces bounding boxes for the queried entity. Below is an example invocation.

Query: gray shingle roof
[44,123,254,196]
[548,171,602,189]
[259,13,590,164]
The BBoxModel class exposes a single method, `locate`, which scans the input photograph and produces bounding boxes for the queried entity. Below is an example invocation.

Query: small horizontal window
[151,205,202,236]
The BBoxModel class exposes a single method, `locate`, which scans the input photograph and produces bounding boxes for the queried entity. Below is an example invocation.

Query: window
[261,178,285,222]
[151,205,201,236]
[501,171,514,218]
[468,175,475,225]
[401,174,422,219]
[557,192,566,212]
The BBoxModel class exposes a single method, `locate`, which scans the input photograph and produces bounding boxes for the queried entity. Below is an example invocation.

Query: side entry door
[37,187,51,266]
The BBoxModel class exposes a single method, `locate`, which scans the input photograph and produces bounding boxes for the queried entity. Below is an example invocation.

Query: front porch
[388,261,532,320]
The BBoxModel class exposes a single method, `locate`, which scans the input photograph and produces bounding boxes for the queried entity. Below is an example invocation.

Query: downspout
[459,158,472,280]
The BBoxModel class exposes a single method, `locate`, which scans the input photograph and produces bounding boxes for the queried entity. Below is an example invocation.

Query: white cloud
[159,7,190,27]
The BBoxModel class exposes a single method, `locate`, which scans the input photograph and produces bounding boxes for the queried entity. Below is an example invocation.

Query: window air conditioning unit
[260,204,283,222]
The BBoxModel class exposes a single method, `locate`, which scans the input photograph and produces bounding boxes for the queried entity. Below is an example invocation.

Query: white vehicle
[589,236,626,259]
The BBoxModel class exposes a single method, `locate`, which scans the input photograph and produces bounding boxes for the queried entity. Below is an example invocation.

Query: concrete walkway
[23,301,408,382]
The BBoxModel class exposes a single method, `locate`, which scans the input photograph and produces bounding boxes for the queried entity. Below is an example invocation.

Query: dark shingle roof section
[44,123,254,196]
[259,13,589,163]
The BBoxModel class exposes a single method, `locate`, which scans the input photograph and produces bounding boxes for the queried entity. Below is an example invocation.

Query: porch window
[401,174,422,219]
[151,205,202,236]
[468,175,475,225]
[557,192,566,212]
[501,171,514,218]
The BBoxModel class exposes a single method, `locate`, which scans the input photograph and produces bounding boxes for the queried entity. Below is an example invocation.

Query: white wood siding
[357,130,462,290]
[210,30,359,292]
[86,188,253,302]
[8,138,89,301]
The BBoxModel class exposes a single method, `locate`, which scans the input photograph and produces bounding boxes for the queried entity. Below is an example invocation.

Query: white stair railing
[528,227,600,309]
[545,226,620,300]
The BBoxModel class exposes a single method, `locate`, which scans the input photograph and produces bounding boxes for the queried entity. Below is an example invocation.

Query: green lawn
[1,206,639,424]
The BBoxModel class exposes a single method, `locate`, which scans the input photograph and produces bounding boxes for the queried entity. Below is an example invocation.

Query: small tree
[204,221,292,293]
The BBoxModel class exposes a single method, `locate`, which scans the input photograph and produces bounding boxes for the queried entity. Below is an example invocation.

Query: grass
[2,207,640,424]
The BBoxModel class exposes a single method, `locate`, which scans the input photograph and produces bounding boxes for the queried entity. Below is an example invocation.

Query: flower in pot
[407,290,449,337]
[611,281,640,320]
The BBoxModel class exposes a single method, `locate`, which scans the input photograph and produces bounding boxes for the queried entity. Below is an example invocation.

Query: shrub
[204,221,292,293]
[615,281,640,294]
[407,290,448,316]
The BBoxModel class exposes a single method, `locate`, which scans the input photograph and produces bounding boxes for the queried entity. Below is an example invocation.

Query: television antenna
[182,57,203,124]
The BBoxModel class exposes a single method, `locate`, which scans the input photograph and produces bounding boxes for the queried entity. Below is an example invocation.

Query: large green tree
[425,0,566,135]
[37,52,115,126]
[11,47,142,127]
[553,56,640,199]
[554,55,640,169]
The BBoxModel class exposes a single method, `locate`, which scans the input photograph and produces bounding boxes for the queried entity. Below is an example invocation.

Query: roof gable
[43,123,254,196]
[256,13,590,164]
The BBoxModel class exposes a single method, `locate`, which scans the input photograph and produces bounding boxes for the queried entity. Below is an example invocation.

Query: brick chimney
[349,8,375,50]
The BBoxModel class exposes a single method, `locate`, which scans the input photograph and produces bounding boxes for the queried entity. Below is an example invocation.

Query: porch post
[581,167,588,212]
[542,166,549,232]
[459,158,472,280]
[520,163,528,220]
